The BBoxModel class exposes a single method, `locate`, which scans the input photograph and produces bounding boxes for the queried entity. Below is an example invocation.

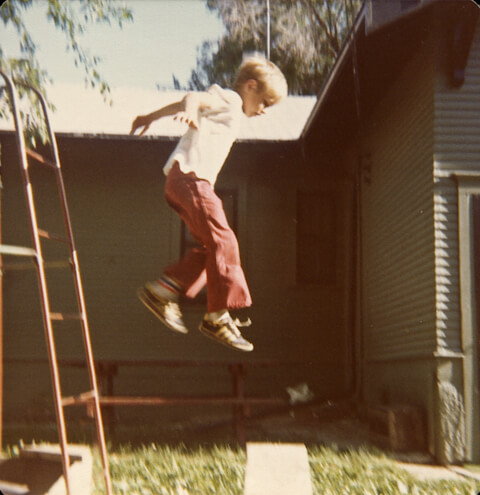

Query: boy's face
[241,80,271,117]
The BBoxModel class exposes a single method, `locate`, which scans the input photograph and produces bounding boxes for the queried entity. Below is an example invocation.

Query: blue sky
[0,0,226,90]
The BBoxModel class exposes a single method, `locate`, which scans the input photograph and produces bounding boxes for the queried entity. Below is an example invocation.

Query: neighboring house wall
[359,10,480,463]
[358,24,438,452]
[0,133,354,428]
[433,13,480,462]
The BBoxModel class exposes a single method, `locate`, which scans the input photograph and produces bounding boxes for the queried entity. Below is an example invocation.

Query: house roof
[3,0,475,148]
[0,83,316,142]
[302,0,479,152]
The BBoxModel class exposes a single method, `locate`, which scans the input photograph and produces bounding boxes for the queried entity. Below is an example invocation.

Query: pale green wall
[0,135,355,433]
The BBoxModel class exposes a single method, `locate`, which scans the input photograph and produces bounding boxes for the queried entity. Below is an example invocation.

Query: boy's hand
[130,115,152,136]
[173,110,199,130]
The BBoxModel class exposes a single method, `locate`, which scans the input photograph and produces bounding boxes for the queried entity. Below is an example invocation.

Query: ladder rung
[50,312,83,321]
[62,390,96,407]
[2,260,71,271]
[26,148,57,169]
[0,244,37,257]
[38,229,70,244]
[45,260,72,269]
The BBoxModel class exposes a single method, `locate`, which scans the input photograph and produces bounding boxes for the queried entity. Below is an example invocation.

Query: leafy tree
[0,0,133,142]
[188,0,362,95]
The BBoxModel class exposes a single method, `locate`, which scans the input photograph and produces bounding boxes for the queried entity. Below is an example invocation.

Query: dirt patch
[244,402,478,482]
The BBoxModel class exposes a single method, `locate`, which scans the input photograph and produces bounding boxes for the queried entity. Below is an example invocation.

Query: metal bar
[61,390,96,407]
[266,0,271,60]
[63,396,287,406]
[37,229,69,244]
[0,245,36,257]
[26,148,57,169]
[55,358,301,368]
[2,260,71,271]
[0,71,73,495]
[50,313,83,321]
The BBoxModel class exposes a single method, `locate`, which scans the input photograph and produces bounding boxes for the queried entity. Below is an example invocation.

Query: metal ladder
[0,71,113,495]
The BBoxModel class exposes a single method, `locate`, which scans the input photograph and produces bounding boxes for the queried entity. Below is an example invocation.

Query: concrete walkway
[0,444,93,495]
[244,443,313,495]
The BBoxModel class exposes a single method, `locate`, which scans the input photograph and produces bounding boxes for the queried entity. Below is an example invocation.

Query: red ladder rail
[0,71,113,495]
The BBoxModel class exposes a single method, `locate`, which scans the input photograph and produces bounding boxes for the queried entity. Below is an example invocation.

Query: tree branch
[299,0,340,53]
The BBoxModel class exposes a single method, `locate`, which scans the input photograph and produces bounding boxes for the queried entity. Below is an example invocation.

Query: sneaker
[199,315,253,352]
[137,284,188,334]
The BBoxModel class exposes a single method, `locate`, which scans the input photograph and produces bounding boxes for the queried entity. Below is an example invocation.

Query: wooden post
[0,140,4,452]
[473,196,480,418]
[97,363,117,434]
[229,363,247,445]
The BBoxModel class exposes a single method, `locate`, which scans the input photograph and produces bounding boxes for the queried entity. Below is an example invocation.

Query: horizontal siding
[435,17,480,177]
[433,18,480,352]
[434,179,461,351]
[362,40,436,361]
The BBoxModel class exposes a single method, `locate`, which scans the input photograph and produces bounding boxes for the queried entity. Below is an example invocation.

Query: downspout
[348,12,366,408]
[351,150,364,405]
[299,4,367,407]
[349,1,365,407]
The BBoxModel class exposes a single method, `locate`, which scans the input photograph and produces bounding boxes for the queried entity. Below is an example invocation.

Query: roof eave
[300,3,367,141]
[300,0,472,147]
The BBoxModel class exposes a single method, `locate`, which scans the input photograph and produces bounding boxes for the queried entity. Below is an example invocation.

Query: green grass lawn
[93,444,480,495]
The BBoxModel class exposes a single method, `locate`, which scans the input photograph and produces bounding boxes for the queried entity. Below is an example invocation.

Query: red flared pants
[163,163,252,312]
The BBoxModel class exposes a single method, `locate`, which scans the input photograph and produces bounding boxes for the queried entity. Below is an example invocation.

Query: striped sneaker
[199,314,253,352]
[137,283,188,334]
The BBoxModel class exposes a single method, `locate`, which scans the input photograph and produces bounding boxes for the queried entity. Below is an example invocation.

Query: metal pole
[266,0,271,60]
[0,140,3,453]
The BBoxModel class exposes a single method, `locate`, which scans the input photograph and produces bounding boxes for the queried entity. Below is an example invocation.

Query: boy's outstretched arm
[130,100,183,136]
[130,92,217,136]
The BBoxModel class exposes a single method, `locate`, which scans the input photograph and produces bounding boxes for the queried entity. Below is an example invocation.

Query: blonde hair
[233,54,288,105]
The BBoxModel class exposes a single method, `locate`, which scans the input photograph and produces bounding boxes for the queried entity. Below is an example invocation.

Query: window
[296,191,336,285]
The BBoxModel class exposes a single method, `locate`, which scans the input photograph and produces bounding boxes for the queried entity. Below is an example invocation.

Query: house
[0,0,479,464]
[0,86,325,438]
[300,0,480,463]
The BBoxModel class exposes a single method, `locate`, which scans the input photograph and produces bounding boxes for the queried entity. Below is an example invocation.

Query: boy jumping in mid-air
[130,55,287,352]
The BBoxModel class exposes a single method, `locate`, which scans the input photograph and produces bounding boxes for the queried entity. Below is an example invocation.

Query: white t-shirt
[163,84,245,186]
